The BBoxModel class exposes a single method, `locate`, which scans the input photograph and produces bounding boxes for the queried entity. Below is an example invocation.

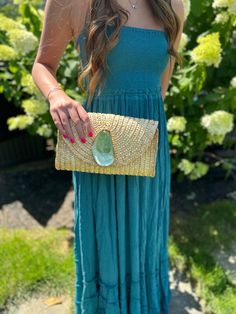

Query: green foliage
[169,199,236,314]
[0,0,236,179]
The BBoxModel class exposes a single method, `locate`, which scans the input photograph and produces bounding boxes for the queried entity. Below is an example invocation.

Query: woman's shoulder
[70,0,90,42]
[170,0,185,22]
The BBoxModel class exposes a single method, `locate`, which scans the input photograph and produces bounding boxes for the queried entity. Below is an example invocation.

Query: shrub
[1,0,236,180]
[166,0,236,180]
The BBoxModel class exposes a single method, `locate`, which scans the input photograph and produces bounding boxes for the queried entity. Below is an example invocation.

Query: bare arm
[161,0,185,101]
[32,0,75,98]
[32,0,94,143]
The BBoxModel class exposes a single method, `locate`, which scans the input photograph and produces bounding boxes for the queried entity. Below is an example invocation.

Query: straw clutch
[55,112,159,177]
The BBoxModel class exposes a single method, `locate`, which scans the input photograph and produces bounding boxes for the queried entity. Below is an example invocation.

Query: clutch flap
[57,112,158,166]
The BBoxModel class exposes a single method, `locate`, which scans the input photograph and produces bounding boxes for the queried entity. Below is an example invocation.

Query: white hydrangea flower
[178,159,195,175]
[201,110,234,136]
[207,133,226,144]
[178,159,209,180]
[214,11,230,23]
[37,9,45,19]
[189,162,209,180]
[167,116,187,133]
[228,2,236,15]
[22,99,48,116]
[0,13,25,32]
[230,76,236,87]
[7,115,34,130]
[191,32,223,68]
[21,73,41,95]
[36,124,53,138]
[7,29,38,55]
[182,0,191,20]
[213,0,232,8]
[179,33,189,52]
[0,44,18,61]
[213,0,236,16]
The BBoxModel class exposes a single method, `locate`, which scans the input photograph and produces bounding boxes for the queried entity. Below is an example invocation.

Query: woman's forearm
[31,62,63,101]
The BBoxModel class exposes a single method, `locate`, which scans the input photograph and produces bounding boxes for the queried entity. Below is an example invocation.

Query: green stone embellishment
[92,130,115,166]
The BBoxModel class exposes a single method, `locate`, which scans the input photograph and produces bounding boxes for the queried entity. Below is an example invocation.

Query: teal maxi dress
[72,24,172,313]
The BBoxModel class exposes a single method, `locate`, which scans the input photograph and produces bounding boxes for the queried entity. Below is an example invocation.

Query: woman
[32,0,185,313]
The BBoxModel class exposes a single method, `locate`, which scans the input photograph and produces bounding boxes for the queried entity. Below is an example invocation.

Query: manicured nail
[80,137,86,144]
[88,131,94,137]
[70,138,75,144]
[63,134,68,139]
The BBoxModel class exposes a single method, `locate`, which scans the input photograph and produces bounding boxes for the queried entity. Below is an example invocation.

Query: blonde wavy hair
[77,0,183,107]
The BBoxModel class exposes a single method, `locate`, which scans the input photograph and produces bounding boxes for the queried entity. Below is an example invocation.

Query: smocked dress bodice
[76,25,170,94]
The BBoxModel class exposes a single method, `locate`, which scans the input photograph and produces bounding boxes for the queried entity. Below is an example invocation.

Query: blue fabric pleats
[72,86,172,313]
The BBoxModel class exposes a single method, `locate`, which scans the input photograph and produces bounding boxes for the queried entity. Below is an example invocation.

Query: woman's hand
[49,90,94,144]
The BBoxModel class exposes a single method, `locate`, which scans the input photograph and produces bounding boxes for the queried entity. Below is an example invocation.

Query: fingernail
[63,134,68,139]
[70,138,75,144]
[88,131,94,137]
[81,137,86,144]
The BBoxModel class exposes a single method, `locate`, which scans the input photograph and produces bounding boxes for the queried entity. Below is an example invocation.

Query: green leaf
[172,134,183,147]
[9,65,19,73]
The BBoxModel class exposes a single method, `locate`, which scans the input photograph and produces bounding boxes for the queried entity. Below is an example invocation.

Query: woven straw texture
[55,112,159,177]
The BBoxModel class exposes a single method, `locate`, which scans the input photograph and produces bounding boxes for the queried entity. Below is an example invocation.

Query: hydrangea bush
[1,0,236,180]
[166,0,236,180]
[0,1,84,141]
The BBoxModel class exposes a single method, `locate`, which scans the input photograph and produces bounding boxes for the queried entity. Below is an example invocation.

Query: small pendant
[132,4,137,9]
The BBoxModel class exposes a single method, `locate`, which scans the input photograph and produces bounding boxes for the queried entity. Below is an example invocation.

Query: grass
[0,199,235,313]
[169,199,236,314]
[0,227,75,312]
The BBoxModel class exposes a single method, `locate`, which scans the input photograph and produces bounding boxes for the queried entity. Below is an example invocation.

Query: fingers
[57,109,75,143]
[50,109,66,136]
[49,97,94,145]
[67,105,87,143]
[74,103,94,138]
